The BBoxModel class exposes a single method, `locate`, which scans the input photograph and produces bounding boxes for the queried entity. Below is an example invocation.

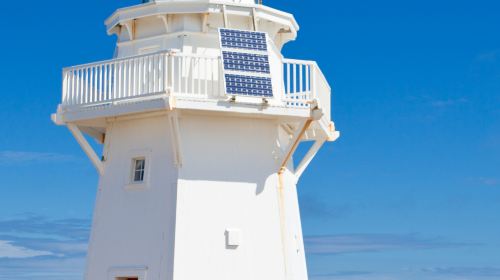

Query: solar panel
[220,29,267,51]
[219,28,274,98]
[222,51,270,74]
[225,75,273,97]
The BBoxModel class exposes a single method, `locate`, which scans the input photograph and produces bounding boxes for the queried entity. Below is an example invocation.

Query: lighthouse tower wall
[84,113,308,280]
[85,115,179,280]
[174,114,300,280]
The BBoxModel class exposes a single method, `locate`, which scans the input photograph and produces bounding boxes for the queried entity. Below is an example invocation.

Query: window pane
[133,159,145,182]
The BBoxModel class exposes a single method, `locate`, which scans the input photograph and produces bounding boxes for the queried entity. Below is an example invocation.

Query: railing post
[311,63,317,100]
[167,52,175,95]
[62,71,68,105]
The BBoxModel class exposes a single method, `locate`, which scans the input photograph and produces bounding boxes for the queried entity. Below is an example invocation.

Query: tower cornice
[105,0,299,40]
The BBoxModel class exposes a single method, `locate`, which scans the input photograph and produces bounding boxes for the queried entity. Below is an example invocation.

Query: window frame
[124,149,152,191]
[132,157,146,183]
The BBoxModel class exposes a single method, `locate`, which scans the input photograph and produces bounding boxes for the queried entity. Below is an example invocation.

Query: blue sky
[0,0,499,279]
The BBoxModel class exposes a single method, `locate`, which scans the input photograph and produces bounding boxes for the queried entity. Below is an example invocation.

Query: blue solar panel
[222,51,270,74]
[220,29,267,51]
[225,74,273,97]
[219,29,274,98]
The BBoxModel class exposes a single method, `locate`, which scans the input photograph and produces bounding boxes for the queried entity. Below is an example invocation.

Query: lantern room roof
[104,0,299,39]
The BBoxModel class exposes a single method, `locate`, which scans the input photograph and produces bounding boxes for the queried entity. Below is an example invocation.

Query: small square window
[132,158,146,183]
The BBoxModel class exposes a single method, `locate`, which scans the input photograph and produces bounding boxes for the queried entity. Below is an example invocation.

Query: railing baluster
[154,55,159,93]
[299,63,303,95]
[99,65,103,102]
[85,68,89,104]
[132,58,136,96]
[204,58,208,97]
[286,63,290,97]
[188,57,192,94]
[306,64,310,95]
[116,62,120,99]
[293,64,297,94]
[166,54,170,92]
[126,60,130,98]
[138,57,142,95]
[75,70,79,105]
[90,67,94,103]
[178,57,182,94]
[67,71,72,105]
[93,66,96,102]
[145,56,149,94]
[62,72,67,105]
[106,64,110,101]
[196,58,201,96]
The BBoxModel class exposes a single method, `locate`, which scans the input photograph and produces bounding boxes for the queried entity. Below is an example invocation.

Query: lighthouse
[52,0,339,279]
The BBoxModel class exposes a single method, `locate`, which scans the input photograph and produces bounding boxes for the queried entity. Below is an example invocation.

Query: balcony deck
[53,51,337,141]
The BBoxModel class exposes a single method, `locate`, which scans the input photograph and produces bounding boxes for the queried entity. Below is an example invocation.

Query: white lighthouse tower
[52,0,339,279]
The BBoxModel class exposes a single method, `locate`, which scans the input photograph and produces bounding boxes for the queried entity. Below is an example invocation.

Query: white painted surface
[85,113,308,280]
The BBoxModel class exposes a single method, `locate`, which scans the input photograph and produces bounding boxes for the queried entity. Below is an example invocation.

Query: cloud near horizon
[0,215,89,280]
[304,233,479,255]
[0,241,54,259]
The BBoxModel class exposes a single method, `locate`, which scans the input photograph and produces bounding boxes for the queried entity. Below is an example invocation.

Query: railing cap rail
[63,51,220,72]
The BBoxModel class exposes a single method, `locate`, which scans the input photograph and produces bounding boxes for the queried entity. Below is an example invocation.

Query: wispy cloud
[300,195,351,220]
[479,177,499,186]
[305,233,479,255]
[311,271,373,278]
[430,97,468,108]
[0,215,90,259]
[0,215,90,279]
[0,215,90,240]
[0,241,53,259]
[421,266,500,277]
[0,256,85,280]
[0,151,78,165]
[475,49,500,63]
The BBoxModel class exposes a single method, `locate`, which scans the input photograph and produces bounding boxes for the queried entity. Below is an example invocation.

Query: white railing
[62,52,331,125]
[62,52,223,107]
[283,59,332,126]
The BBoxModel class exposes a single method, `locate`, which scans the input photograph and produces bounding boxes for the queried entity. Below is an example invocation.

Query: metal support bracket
[67,123,104,176]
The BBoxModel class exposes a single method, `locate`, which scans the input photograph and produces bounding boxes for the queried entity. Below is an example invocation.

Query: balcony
[57,51,335,140]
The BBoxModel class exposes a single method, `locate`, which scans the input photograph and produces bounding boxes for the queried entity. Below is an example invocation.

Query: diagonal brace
[279,119,313,174]
[294,136,327,179]
[67,123,104,176]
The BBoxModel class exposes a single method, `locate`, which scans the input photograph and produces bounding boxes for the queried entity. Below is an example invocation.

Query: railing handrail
[63,51,220,72]
[282,58,316,66]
